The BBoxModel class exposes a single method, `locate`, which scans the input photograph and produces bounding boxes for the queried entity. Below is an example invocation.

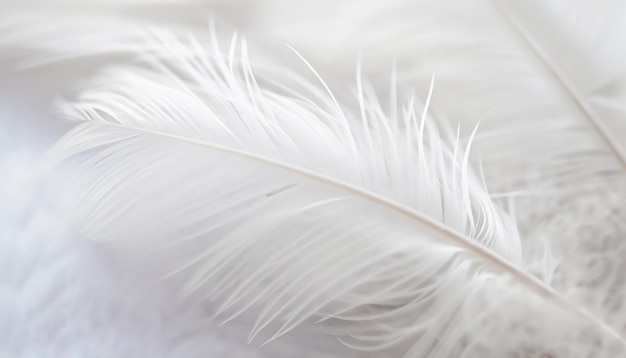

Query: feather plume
[36,29,626,356]
[201,0,626,340]
[3,0,626,356]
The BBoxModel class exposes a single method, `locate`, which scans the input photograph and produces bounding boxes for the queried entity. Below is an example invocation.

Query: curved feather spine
[492,0,626,172]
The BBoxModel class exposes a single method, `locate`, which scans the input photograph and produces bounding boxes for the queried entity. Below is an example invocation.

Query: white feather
[200,0,626,340]
[2,0,626,356]
[37,30,626,356]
